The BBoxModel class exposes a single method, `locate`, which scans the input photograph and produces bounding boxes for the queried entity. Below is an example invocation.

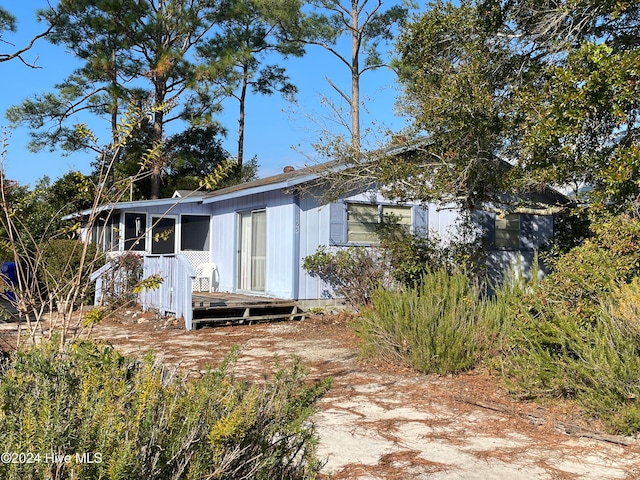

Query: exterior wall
[105,188,557,302]
[481,212,554,285]
[296,190,431,300]
[209,190,296,299]
[297,193,331,300]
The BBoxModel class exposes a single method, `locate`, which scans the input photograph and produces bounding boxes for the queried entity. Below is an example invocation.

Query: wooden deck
[191,292,305,329]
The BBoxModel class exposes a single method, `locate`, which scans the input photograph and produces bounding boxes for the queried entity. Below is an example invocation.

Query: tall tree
[0,7,55,66]
[197,0,304,167]
[377,0,640,214]
[289,0,409,151]
[7,0,228,199]
[162,125,259,196]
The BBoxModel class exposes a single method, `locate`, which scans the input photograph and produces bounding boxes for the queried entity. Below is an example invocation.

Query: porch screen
[181,215,210,251]
[151,217,176,254]
[124,213,146,251]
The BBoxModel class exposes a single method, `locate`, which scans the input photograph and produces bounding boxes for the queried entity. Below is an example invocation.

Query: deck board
[191,292,304,328]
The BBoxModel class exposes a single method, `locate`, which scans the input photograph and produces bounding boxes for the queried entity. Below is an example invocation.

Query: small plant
[302,245,391,309]
[354,269,509,374]
[0,338,331,479]
[100,252,144,308]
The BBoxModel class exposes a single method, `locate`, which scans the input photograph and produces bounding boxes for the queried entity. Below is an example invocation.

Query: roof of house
[201,161,341,204]
[61,194,205,220]
[62,142,573,218]
[172,190,208,199]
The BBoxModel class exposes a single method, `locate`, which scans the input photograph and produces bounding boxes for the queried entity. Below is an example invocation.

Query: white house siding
[209,190,296,299]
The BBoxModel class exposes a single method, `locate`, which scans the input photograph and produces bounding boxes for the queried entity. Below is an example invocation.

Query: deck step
[192,311,305,328]
[192,301,304,329]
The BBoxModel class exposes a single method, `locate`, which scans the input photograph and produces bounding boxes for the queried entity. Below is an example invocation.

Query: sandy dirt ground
[2,311,640,479]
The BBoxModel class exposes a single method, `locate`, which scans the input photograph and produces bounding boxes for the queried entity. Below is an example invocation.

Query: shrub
[100,252,144,308]
[39,239,100,305]
[534,213,640,325]
[377,213,487,289]
[302,245,390,309]
[376,224,445,288]
[354,269,509,374]
[0,338,331,480]
[498,295,640,435]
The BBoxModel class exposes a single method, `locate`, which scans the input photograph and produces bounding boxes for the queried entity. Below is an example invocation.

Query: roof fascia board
[202,173,322,204]
[62,196,204,220]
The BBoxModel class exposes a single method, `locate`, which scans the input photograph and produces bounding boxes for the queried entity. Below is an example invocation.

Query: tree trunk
[237,63,249,169]
[151,87,165,200]
[350,0,360,152]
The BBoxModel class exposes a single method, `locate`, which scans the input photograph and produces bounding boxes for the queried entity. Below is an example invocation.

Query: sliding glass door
[237,210,266,292]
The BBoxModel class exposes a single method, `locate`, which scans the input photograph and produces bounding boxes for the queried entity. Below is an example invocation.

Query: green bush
[491,249,640,435]
[302,245,389,308]
[0,339,331,480]
[354,269,509,374]
[498,295,640,435]
[537,213,640,325]
[39,239,100,305]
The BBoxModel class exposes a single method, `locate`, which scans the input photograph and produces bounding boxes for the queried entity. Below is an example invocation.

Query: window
[151,216,176,254]
[346,203,412,243]
[495,214,520,249]
[90,212,120,252]
[181,215,210,251]
[124,213,146,251]
[382,205,412,233]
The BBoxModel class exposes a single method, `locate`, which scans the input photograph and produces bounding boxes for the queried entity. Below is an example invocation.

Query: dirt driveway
[4,312,640,479]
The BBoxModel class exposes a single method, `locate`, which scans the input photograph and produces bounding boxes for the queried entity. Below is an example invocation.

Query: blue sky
[0,2,410,188]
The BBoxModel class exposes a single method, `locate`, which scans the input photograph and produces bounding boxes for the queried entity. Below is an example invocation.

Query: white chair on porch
[194,262,219,293]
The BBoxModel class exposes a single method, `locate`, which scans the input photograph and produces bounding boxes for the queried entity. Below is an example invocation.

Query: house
[68,157,570,329]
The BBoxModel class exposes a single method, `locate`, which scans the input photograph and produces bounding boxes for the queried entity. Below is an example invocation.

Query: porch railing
[92,254,196,331]
[139,254,196,330]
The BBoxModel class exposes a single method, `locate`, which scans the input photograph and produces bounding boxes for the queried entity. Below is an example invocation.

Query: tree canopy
[364,0,640,214]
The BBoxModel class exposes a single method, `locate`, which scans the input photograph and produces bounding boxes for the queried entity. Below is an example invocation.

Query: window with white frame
[180,215,210,251]
[124,213,147,251]
[346,203,412,243]
[151,216,176,254]
[495,214,520,249]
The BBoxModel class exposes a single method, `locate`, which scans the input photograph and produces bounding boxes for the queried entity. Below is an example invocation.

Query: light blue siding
[209,189,296,299]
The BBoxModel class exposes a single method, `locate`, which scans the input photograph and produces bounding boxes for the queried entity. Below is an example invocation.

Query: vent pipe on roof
[283,166,295,173]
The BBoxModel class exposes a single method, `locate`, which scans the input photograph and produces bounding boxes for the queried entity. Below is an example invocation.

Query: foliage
[355,269,509,374]
[376,223,444,288]
[391,0,526,210]
[197,0,303,166]
[518,40,640,210]
[378,0,640,215]
[39,239,100,306]
[533,214,640,325]
[302,245,390,309]
[10,0,236,198]
[497,283,640,435]
[376,215,487,288]
[0,338,331,479]
[488,214,640,434]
